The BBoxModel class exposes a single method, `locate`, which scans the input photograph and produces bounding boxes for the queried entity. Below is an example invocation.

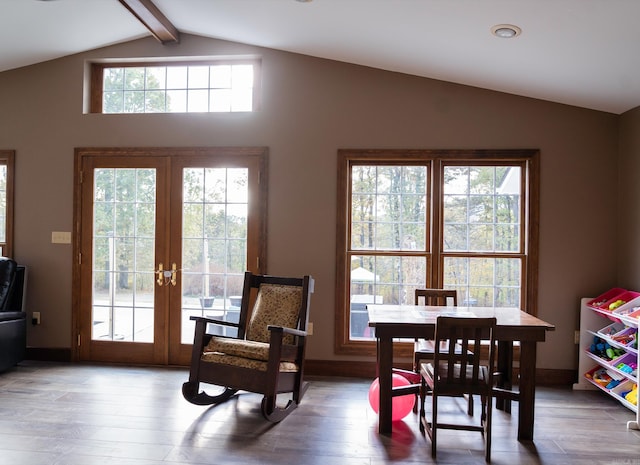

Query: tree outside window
[94,62,258,114]
[336,149,539,354]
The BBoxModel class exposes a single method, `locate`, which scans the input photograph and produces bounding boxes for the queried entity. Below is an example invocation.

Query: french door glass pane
[349,254,426,339]
[181,167,248,343]
[443,257,521,307]
[92,168,156,342]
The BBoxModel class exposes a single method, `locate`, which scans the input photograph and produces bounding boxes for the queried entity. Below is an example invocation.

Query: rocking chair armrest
[267,325,307,338]
[189,315,240,329]
[266,329,305,361]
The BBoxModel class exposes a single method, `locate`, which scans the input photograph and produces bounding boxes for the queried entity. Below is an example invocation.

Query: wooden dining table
[367,304,555,440]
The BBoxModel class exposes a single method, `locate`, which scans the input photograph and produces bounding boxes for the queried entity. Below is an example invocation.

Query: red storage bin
[587,288,627,310]
[584,366,613,390]
[604,291,640,312]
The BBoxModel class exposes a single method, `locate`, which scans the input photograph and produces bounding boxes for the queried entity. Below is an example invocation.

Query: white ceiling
[1,0,638,114]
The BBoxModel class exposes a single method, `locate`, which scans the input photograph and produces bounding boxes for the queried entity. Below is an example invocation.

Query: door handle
[156,263,165,287]
[156,262,178,287]
[170,263,177,287]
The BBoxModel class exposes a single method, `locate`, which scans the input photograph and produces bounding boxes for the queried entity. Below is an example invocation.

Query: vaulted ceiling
[2,0,638,114]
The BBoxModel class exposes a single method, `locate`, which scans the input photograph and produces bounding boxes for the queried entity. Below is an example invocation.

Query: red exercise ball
[368,374,415,422]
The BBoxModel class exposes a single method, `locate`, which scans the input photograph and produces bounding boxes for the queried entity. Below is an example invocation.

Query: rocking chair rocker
[182,272,314,422]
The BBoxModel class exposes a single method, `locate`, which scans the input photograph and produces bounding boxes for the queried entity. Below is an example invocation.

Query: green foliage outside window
[349,163,524,338]
[181,168,248,298]
[93,168,156,293]
[101,64,255,114]
[93,167,249,299]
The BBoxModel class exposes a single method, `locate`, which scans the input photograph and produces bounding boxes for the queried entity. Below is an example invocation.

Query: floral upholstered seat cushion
[202,337,299,372]
[205,337,270,361]
[200,351,298,372]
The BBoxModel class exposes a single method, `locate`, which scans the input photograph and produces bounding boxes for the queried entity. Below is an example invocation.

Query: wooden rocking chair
[182,272,314,422]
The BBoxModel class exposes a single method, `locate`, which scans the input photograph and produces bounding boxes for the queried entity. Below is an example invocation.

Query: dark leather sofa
[0,257,26,373]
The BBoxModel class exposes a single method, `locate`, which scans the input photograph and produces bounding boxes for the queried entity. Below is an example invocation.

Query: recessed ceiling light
[491,24,522,39]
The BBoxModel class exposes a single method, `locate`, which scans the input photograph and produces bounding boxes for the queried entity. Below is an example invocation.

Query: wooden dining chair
[413,289,458,373]
[419,316,496,461]
[412,288,473,415]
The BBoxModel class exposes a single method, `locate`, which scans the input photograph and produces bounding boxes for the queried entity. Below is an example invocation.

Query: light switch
[51,231,71,244]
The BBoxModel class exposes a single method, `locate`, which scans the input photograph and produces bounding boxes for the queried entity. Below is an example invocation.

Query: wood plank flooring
[0,361,638,464]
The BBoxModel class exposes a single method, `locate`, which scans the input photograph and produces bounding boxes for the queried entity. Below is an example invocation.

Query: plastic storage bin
[620,308,640,328]
[585,366,614,390]
[610,352,638,377]
[612,294,640,315]
[598,322,626,338]
[604,291,640,312]
[611,380,638,409]
[587,335,625,362]
[587,288,627,310]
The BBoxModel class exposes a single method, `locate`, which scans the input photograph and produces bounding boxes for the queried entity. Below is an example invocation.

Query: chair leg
[293,380,310,404]
[413,352,422,413]
[413,365,419,413]
[430,393,438,457]
[419,377,427,432]
[484,395,493,462]
[480,393,488,422]
[413,357,421,413]
[413,352,433,413]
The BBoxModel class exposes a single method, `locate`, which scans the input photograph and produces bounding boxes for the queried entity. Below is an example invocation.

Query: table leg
[377,336,393,435]
[496,340,513,413]
[518,340,537,440]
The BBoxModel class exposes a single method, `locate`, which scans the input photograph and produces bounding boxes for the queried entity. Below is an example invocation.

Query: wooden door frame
[71,146,268,364]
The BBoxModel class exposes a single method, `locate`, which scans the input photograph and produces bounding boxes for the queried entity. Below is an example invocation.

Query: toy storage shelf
[574,296,638,430]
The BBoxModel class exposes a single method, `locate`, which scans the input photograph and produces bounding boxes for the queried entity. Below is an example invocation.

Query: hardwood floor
[0,361,638,464]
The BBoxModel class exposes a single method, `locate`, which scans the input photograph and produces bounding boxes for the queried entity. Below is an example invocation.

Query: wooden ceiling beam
[118,0,180,44]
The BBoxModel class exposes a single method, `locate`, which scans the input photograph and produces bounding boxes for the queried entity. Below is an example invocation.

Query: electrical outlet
[307,322,314,335]
[32,311,41,326]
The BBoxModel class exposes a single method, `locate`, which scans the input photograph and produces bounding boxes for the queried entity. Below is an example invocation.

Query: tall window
[90,60,260,114]
[336,149,539,354]
[0,151,14,258]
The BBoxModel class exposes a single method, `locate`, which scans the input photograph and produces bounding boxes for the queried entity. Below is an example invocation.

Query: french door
[74,147,267,365]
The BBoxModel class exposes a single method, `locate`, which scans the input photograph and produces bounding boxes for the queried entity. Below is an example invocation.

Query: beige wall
[619,107,640,286]
[0,34,621,371]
